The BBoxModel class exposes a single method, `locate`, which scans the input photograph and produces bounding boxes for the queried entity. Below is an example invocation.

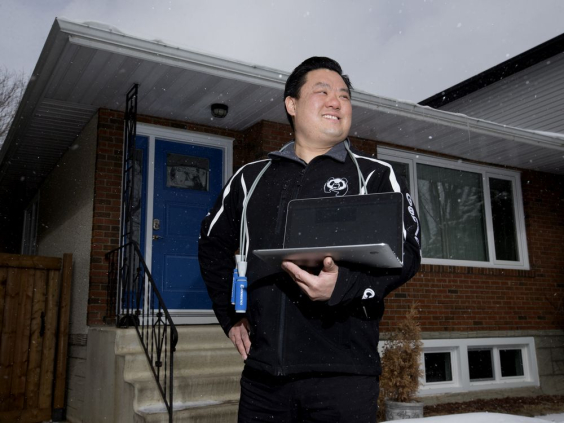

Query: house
[0,18,562,422]
[414,31,564,399]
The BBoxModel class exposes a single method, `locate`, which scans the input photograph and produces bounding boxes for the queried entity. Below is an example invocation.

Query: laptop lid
[283,192,403,259]
[252,192,404,268]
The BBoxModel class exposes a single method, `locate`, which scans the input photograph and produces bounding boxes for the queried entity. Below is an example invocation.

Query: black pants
[238,368,379,423]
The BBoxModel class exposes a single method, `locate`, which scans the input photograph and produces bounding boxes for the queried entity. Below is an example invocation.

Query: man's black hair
[284,57,353,131]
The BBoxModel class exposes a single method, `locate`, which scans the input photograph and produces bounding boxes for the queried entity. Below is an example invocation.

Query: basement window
[378,147,529,270]
[424,351,453,383]
[419,338,538,396]
[500,349,525,378]
[468,348,495,381]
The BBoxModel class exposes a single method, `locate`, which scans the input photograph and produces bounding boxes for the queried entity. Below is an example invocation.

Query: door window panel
[167,153,209,191]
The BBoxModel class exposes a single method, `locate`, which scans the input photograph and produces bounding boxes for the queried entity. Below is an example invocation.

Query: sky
[0,0,563,103]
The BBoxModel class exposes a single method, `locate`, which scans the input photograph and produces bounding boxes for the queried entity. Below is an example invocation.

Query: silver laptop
[253,192,403,268]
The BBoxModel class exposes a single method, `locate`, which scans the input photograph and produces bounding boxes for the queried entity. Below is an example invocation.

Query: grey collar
[268,139,349,164]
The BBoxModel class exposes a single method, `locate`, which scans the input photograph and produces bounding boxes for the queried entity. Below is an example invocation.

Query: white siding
[439,52,564,134]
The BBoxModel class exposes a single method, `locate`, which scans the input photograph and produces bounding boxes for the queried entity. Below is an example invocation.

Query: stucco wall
[37,113,97,334]
[36,113,98,422]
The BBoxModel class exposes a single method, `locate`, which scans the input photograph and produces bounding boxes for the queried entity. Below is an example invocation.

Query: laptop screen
[283,192,403,258]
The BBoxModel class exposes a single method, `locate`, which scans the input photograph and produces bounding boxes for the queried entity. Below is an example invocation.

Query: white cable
[344,140,368,194]
[239,161,272,263]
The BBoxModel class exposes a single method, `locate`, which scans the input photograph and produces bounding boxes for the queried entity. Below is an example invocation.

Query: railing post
[104,84,177,421]
[105,242,178,422]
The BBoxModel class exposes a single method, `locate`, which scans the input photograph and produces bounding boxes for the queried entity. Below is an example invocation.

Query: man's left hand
[282,257,338,301]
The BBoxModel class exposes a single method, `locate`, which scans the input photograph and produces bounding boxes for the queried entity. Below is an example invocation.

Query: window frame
[377,147,529,270]
[422,347,460,389]
[418,337,539,396]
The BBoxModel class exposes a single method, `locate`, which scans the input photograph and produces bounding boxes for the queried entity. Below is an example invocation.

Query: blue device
[234,275,248,313]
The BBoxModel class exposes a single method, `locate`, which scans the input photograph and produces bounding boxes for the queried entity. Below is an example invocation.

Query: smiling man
[199,57,421,422]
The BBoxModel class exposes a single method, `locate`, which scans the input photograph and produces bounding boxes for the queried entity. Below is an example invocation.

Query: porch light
[211,103,228,118]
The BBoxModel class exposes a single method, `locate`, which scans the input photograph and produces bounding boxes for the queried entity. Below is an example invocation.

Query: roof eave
[57,18,289,90]
[0,20,67,168]
[352,91,564,152]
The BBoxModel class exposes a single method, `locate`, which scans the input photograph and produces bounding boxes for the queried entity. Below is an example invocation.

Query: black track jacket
[198,140,421,377]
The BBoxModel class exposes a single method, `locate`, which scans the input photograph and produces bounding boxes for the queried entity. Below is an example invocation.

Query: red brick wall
[89,109,123,325]
[88,110,564,332]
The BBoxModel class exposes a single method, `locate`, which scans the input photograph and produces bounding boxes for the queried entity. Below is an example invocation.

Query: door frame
[137,123,233,324]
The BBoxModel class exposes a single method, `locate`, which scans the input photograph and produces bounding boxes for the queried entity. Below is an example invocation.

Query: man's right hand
[228,318,251,360]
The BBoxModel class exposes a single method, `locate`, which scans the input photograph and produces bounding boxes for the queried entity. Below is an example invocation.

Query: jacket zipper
[276,166,307,375]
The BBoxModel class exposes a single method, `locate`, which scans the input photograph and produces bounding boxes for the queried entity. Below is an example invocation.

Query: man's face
[285,68,352,148]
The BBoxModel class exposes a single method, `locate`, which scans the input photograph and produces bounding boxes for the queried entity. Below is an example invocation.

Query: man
[198,57,421,422]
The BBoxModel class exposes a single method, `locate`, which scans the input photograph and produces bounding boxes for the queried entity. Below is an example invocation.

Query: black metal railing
[105,241,178,423]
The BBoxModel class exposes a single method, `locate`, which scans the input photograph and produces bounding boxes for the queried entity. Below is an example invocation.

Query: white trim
[377,147,530,270]
[137,123,234,181]
[420,347,461,391]
[418,337,539,396]
[136,123,233,325]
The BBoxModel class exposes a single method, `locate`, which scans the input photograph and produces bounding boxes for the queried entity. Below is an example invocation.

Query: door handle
[153,235,164,240]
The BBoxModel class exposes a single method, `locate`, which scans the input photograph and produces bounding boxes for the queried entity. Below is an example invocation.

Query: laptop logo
[324,177,348,196]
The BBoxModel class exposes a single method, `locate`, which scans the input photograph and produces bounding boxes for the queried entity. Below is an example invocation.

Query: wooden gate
[0,253,72,423]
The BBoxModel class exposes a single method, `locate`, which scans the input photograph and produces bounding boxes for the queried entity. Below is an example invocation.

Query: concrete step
[134,371,241,407]
[136,399,238,423]
[115,325,243,423]
[113,325,242,423]
[116,325,231,356]
[124,347,244,382]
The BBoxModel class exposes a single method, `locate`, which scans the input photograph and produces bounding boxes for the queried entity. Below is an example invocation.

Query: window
[424,351,453,383]
[468,348,494,381]
[500,349,525,378]
[378,148,529,269]
[419,338,538,396]
[166,153,209,191]
[489,178,519,261]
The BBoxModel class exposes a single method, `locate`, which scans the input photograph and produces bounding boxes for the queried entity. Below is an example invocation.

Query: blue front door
[151,139,223,310]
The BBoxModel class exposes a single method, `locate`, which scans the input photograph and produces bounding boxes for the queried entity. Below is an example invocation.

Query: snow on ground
[383,413,564,423]
[535,415,564,423]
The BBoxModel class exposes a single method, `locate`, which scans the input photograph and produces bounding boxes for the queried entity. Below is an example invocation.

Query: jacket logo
[362,289,375,300]
[324,177,348,196]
